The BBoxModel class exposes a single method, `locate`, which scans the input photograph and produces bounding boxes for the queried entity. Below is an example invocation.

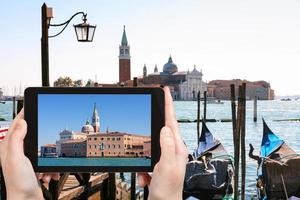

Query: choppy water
[1,100,300,199]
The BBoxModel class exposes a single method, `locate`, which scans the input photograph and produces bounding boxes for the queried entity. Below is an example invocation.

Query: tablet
[24,87,164,172]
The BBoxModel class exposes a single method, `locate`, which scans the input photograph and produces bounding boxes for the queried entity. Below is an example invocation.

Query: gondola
[256,120,300,199]
[184,122,234,200]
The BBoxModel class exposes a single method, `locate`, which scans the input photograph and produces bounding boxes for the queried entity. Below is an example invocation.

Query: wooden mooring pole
[253,96,257,122]
[203,91,207,122]
[12,96,16,119]
[240,83,246,200]
[230,84,239,200]
[197,91,201,143]
[131,173,136,200]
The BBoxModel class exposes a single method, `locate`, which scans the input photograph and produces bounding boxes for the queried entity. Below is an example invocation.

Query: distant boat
[256,120,300,199]
[280,98,292,101]
[0,101,5,104]
[183,122,234,200]
[204,97,224,105]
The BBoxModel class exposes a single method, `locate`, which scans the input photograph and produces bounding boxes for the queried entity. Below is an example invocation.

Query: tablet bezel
[24,87,164,172]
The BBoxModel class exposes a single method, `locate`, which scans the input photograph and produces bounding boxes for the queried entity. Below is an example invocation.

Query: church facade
[139,56,207,100]
[115,26,207,100]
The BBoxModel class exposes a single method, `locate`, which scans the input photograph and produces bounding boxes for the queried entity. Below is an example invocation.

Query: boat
[256,120,300,199]
[204,97,224,105]
[280,98,292,101]
[183,122,234,200]
[0,101,5,104]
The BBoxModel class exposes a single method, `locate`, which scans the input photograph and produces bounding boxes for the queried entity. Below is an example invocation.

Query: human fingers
[7,118,27,154]
[159,126,176,168]
[163,87,178,133]
[137,173,151,187]
[163,87,187,157]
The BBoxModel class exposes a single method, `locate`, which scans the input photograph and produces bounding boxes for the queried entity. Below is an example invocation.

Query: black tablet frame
[24,87,164,172]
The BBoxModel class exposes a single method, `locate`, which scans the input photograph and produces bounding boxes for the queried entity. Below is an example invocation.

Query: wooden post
[230,84,239,200]
[120,172,125,181]
[197,91,201,143]
[253,96,257,122]
[144,185,149,200]
[41,3,50,87]
[203,91,207,122]
[240,83,246,200]
[12,96,16,119]
[131,173,136,200]
[133,77,138,87]
[106,173,116,200]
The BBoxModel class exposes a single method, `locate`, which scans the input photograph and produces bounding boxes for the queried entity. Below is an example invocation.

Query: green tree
[53,77,73,87]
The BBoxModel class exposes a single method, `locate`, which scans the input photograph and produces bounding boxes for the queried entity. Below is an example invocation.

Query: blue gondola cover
[195,123,220,158]
[260,119,284,157]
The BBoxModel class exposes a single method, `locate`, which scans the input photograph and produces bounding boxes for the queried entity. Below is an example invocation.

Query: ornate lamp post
[41,3,96,86]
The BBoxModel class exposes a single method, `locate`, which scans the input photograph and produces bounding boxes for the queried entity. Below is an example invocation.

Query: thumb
[159,126,176,166]
[8,110,27,154]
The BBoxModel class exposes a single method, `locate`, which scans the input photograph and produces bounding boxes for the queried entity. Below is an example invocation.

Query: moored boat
[184,122,234,200]
[256,120,300,199]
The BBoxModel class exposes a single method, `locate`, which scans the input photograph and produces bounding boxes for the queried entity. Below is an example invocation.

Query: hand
[138,87,188,200]
[0,109,43,200]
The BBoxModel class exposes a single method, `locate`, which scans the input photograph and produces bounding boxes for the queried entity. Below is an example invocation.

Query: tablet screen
[38,94,151,167]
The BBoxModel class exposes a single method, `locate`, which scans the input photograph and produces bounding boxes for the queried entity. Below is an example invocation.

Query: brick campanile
[119,26,131,83]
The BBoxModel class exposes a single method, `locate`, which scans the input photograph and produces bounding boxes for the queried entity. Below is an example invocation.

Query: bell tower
[91,103,100,132]
[119,25,131,83]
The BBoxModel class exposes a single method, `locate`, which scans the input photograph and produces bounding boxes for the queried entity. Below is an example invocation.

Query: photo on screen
[38,94,151,167]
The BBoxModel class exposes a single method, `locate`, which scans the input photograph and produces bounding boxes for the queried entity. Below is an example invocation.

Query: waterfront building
[86,131,150,158]
[207,79,275,100]
[119,26,131,84]
[178,66,207,100]
[60,139,87,157]
[56,129,87,156]
[139,56,207,100]
[40,144,57,157]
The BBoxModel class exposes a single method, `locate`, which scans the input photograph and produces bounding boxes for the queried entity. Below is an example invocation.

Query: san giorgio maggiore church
[118,26,207,100]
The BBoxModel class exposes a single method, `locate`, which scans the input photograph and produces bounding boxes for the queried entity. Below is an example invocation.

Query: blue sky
[1,1,300,95]
[38,94,151,147]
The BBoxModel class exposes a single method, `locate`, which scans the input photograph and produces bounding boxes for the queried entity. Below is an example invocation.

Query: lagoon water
[1,100,300,198]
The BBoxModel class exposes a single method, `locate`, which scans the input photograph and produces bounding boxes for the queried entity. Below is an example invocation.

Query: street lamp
[41,3,96,86]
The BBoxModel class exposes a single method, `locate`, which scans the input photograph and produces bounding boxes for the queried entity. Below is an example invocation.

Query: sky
[38,94,151,147]
[0,0,300,96]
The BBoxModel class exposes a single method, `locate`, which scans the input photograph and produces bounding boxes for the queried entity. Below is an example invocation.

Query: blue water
[1,100,300,199]
[38,157,151,166]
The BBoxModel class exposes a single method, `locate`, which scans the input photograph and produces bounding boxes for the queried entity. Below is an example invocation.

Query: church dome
[81,120,94,133]
[163,56,178,74]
